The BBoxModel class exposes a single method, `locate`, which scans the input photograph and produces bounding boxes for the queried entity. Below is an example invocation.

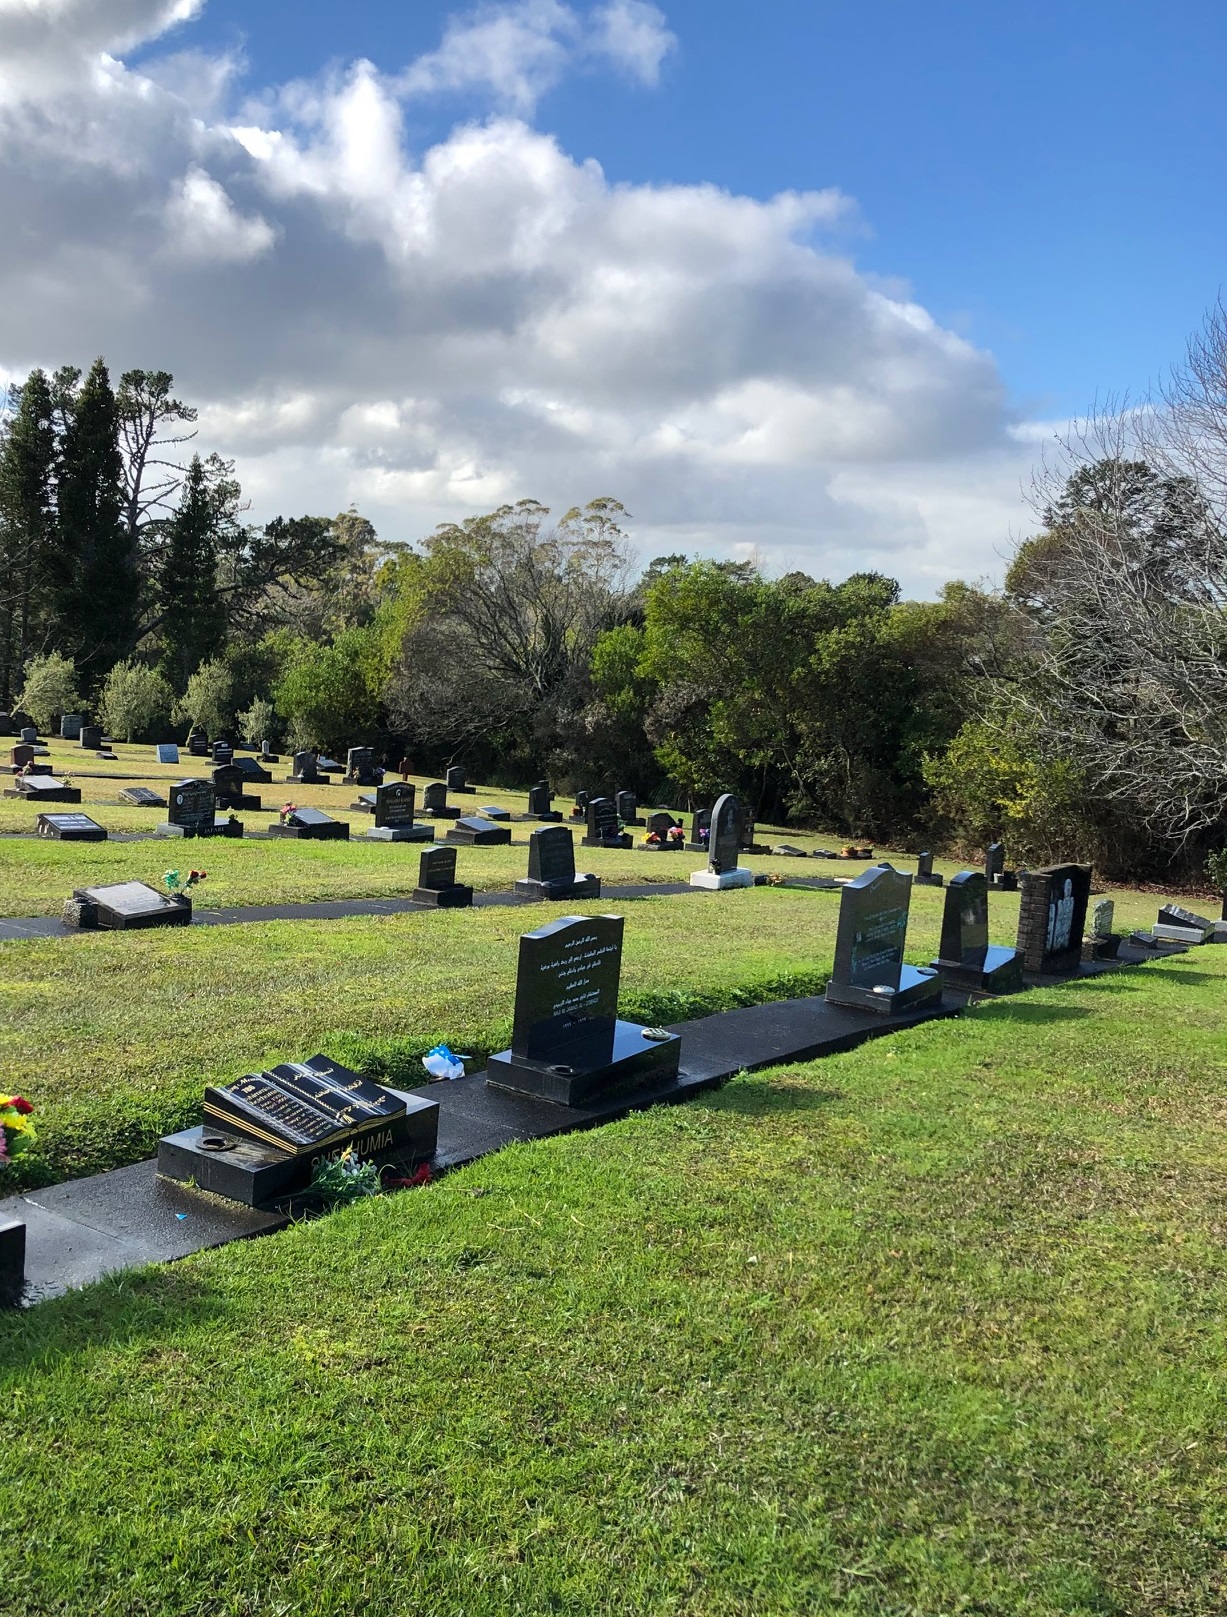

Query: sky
[2,0,1225,595]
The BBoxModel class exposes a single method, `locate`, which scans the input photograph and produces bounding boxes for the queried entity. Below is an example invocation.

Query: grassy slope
[0,946,1224,1615]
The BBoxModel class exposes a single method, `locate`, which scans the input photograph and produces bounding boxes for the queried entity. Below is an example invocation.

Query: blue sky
[2,0,1224,591]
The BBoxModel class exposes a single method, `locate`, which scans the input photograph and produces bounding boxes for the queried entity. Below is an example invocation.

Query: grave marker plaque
[9,775,82,803]
[478,803,511,821]
[65,880,192,930]
[38,812,106,842]
[119,786,166,808]
[516,824,601,900]
[931,871,1022,992]
[1154,902,1215,944]
[691,793,754,889]
[412,844,473,908]
[487,914,681,1106]
[446,814,512,846]
[826,863,943,1015]
[155,742,180,765]
[1015,864,1092,974]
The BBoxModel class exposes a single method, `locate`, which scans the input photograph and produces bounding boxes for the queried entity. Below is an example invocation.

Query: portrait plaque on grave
[10,775,82,803]
[583,795,630,848]
[1154,902,1215,944]
[615,789,644,826]
[915,851,944,887]
[515,824,601,900]
[687,807,711,853]
[1015,863,1092,974]
[65,880,192,930]
[526,781,563,821]
[38,812,106,842]
[166,778,216,836]
[931,871,1023,992]
[155,742,180,765]
[487,913,681,1106]
[412,844,473,907]
[446,814,512,846]
[691,793,754,890]
[60,714,83,740]
[367,781,432,841]
[421,781,460,819]
[826,863,943,1015]
[269,805,349,840]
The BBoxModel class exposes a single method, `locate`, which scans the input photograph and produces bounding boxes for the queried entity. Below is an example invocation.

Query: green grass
[0,944,1224,1614]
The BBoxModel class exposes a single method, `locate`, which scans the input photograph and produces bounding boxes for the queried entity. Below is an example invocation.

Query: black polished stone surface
[826,862,943,1015]
[37,812,106,841]
[932,871,1024,993]
[707,793,742,875]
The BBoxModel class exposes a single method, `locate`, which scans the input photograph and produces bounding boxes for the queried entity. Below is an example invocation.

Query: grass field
[0,941,1224,1615]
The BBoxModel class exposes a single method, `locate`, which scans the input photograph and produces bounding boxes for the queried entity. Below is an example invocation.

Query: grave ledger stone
[1154,903,1216,944]
[0,1216,25,1306]
[615,789,644,826]
[691,793,755,890]
[930,871,1023,993]
[158,1054,440,1207]
[119,786,166,808]
[1015,863,1093,975]
[486,914,681,1107]
[366,782,433,842]
[583,795,632,848]
[155,742,180,765]
[445,765,475,794]
[421,782,461,819]
[269,805,349,841]
[526,780,563,821]
[234,756,272,785]
[412,844,473,908]
[63,880,193,930]
[38,812,107,842]
[515,824,601,900]
[6,775,81,803]
[478,803,511,821]
[446,814,513,847]
[826,863,943,1015]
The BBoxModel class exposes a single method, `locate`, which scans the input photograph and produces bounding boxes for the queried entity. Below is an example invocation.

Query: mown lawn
[0,944,1224,1615]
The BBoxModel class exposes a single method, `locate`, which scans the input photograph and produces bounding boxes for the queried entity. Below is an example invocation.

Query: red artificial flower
[8,1097,33,1115]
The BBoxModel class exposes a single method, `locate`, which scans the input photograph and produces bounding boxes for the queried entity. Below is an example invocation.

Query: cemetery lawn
[1,944,1225,1615]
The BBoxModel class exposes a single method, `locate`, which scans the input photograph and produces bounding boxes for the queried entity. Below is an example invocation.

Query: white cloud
[0,0,1038,594]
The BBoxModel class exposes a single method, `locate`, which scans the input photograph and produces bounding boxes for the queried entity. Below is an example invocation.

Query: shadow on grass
[974,1001,1094,1024]
[703,1078,842,1116]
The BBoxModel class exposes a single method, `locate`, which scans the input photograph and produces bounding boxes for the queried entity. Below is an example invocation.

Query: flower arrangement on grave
[279,802,298,825]
[0,1094,36,1169]
[307,1144,383,1206]
[667,824,685,845]
[163,868,207,899]
[643,830,661,846]
[698,825,709,843]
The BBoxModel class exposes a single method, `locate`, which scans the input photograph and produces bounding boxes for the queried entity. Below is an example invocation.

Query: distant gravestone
[526,781,562,821]
[691,793,753,890]
[915,851,943,887]
[583,795,629,848]
[10,744,34,770]
[316,756,343,774]
[292,750,321,784]
[931,871,1023,992]
[1083,896,1121,960]
[826,863,943,1015]
[687,808,711,853]
[641,811,683,850]
[211,740,234,767]
[615,789,644,826]
[984,843,1006,884]
[740,812,768,853]
[412,844,473,908]
[347,747,378,786]
[64,880,192,931]
[1015,864,1092,975]
[421,782,460,819]
[119,786,166,809]
[478,804,511,821]
[186,727,209,757]
[9,775,82,803]
[515,824,601,900]
[165,778,217,837]
[60,714,84,740]
[260,740,280,764]
[367,782,432,842]
[270,805,349,841]
[19,726,37,745]
[234,756,272,784]
[79,725,103,750]
[573,790,590,817]
[0,714,12,736]
[486,913,680,1106]
[155,743,180,765]
[37,811,106,842]
[445,765,474,795]
[446,815,512,847]
[213,763,261,812]
[1154,902,1215,944]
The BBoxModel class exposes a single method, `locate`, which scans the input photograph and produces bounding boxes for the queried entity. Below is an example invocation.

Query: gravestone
[826,863,943,1015]
[158,1054,439,1207]
[421,782,460,819]
[213,763,261,812]
[1154,902,1216,944]
[366,782,432,842]
[573,790,590,816]
[37,811,106,842]
[446,815,513,847]
[18,726,37,746]
[78,724,103,750]
[211,740,234,767]
[64,880,193,931]
[119,786,166,809]
[60,714,83,740]
[1082,896,1121,960]
[316,756,343,774]
[162,778,218,838]
[641,810,683,850]
[687,807,711,853]
[915,851,944,887]
[691,793,754,890]
[260,740,280,764]
[234,756,272,785]
[515,824,601,900]
[269,805,349,841]
[583,796,631,848]
[347,747,378,786]
[412,844,473,908]
[615,789,644,827]
[445,765,474,795]
[486,914,681,1106]
[1015,864,1093,975]
[9,744,34,770]
[985,843,1005,883]
[291,750,321,784]
[931,871,1023,992]
[526,781,563,821]
[7,775,82,804]
[155,743,180,765]
[478,804,511,821]
[741,813,769,854]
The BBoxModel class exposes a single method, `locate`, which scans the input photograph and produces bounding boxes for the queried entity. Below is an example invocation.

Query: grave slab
[37,812,107,842]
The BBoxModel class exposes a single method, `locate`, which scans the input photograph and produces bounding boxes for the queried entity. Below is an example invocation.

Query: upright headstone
[79,725,103,751]
[211,740,234,767]
[1082,896,1121,960]
[58,714,83,740]
[615,789,644,827]
[213,763,260,811]
[687,808,711,853]
[347,747,377,786]
[19,726,37,746]
[641,810,682,849]
[985,843,1006,885]
[155,743,180,765]
[164,778,217,838]
[583,795,629,848]
[915,851,943,887]
[367,782,432,841]
[260,739,280,764]
[9,744,34,771]
[515,824,601,900]
[740,812,768,854]
[0,714,12,736]
[421,781,460,819]
[292,750,321,784]
[526,781,562,821]
[931,871,1023,992]
[411,844,473,908]
[445,765,474,795]
[825,863,943,1015]
[1015,864,1092,975]
[486,914,681,1106]
[690,793,754,890]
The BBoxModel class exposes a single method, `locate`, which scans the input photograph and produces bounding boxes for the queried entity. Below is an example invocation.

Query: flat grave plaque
[446,815,512,847]
[826,862,942,1015]
[38,812,106,842]
[1154,902,1216,943]
[119,786,166,808]
[155,743,180,765]
[66,880,191,930]
[931,871,1022,992]
[479,804,511,821]
[9,775,81,803]
[270,805,349,840]
[412,843,473,907]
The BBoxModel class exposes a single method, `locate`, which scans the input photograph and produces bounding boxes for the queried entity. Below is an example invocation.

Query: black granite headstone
[615,789,644,826]
[375,782,414,827]
[527,780,563,821]
[292,750,320,784]
[687,807,711,854]
[985,843,1005,883]
[422,782,460,819]
[65,880,192,930]
[446,815,512,846]
[478,803,511,821]
[1015,863,1092,974]
[515,824,601,900]
[234,756,272,784]
[707,793,743,875]
[269,805,349,840]
[487,914,681,1106]
[583,795,630,848]
[38,812,106,842]
[931,871,1023,992]
[1154,902,1215,943]
[915,851,943,887]
[167,778,216,836]
[347,746,377,785]
[412,843,473,907]
[187,729,209,757]
[641,810,683,849]
[825,863,943,1015]
[211,741,234,767]
[445,765,474,794]
[212,763,261,812]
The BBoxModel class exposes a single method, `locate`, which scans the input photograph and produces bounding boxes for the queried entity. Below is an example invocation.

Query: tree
[0,371,57,704]
[274,629,382,753]
[236,696,277,749]
[115,369,198,560]
[99,661,173,742]
[158,455,228,690]
[15,652,80,732]
[174,659,234,739]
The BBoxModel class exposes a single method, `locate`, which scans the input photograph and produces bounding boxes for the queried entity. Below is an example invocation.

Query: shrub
[236,696,277,749]
[100,661,174,742]
[173,660,234,738]
[15,652,81,732]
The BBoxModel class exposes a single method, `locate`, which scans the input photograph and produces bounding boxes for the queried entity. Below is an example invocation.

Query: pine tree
[0,371,57,705]
[159,454,227,690]
[54,358,138,679]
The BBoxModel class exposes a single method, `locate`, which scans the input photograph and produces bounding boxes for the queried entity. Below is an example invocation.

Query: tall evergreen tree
[0,371,57,704]
[54,358,138,678]
[159,454,227,690]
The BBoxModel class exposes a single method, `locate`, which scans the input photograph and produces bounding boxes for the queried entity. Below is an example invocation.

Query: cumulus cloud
[0,0,1035,593]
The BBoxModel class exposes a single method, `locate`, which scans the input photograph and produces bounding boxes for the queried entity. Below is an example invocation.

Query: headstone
[573,790,590,817]
[213,763,261,812]
[1090,897,1115,938]
[63,880,192,931]
[690,793,754,890]
[79,725,103,750]
[411,844,473,908]
[19,726,37,745]
[347,746,378,786]
[1015,864,1093,975]
[615,789,644,826]
[445,765,474,794]
[316,755,343,774]
[421,781,460,819]
[915,851,943,887]
[119,786,166,809]
[59,714,84,740]
[37,811,106,842]
[1154,902,1215,944]
[211,741,234,767]
[291,750,321,784]
[826,863,943,1015]
[478,804,511,821]
[527,780,562,821]
[740,813,768,853]
[687,808,711,853]
[366,782,432,842]
[583,796,630,848]
[7,775,82,803]
[641,811,683,850]
[515,824,601,900]
[446,815,513,847]
[158,1055,439,1207]
[984,842,1006,884]
[269,805,349,840]
[155,743,180,765]
[261,740,280,763]
[486,913,681,1106]
[10,744,34,770]
[164,778,217,837]
[1082,896,1121,960]
[931,871,1023,992]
